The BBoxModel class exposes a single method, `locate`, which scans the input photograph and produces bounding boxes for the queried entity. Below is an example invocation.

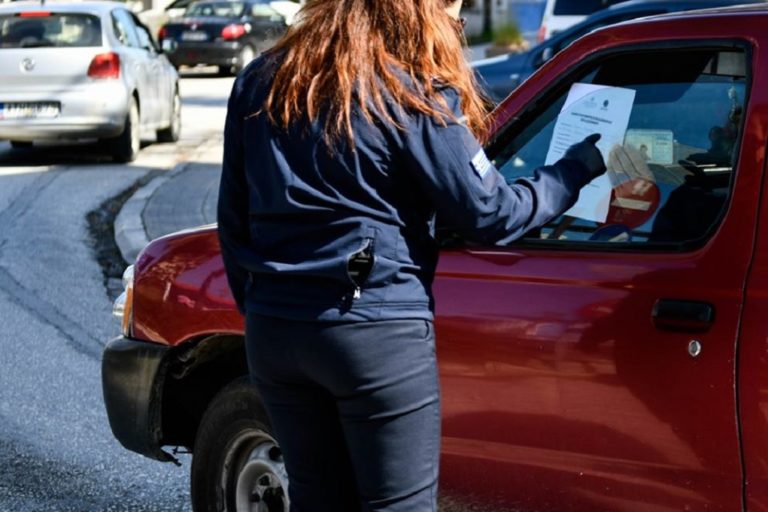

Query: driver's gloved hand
[564,133,606,180]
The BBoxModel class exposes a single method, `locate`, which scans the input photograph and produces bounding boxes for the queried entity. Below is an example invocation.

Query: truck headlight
[112,265,134,337]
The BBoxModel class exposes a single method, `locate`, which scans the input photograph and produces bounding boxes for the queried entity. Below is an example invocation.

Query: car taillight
[537,24,547,43]
[158,26,168,41]
[18,11,51,17]
[88,52,120,79]
[221,23,246,40]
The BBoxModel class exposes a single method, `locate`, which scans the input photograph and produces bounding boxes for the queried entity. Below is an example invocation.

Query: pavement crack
[0,264,102,360]
[87,172,160,299]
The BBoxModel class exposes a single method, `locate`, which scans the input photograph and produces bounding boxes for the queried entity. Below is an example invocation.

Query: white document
[545,83,636,223]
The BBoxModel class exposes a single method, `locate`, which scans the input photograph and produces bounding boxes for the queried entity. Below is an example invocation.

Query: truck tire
[191,378,289,512]
[109,97,140,163]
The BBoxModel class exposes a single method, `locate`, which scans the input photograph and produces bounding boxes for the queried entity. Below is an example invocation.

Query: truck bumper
[101,336,176,463]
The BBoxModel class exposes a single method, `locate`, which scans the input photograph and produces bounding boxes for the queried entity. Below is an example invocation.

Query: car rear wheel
[10,140,32,149]
[156,87,181,143]
[191,378,289,512]
[109,97,140,163]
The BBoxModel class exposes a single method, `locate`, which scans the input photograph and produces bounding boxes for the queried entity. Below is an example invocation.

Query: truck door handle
[652,299,715,332]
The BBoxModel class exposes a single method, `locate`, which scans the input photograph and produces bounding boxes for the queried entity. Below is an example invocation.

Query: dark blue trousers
[245,314,441,512]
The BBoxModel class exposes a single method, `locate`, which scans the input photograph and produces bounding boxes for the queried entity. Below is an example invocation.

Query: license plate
[181,30,208,41]
[0,102,60,120]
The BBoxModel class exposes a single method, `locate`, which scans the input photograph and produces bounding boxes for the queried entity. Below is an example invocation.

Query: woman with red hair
[218,0,605,509]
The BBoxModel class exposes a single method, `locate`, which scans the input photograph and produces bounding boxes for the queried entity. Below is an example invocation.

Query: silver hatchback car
[0,0,180,162]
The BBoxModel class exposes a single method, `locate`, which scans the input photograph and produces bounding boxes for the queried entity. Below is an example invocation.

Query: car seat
[6,19,46,46]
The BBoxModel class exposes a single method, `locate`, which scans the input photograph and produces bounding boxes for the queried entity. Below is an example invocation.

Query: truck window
[491,46,748,249]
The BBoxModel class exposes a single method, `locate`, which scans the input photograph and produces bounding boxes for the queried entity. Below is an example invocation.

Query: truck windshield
[185,2,246,17]
[0,13,102,48]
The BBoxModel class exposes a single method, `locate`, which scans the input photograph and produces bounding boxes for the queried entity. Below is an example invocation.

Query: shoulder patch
[470,149,492,179]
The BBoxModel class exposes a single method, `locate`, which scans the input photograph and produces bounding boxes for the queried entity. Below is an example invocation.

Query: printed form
[545,83,636,223]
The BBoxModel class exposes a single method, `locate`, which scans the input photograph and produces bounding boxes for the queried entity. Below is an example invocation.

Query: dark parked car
[158,0,285,75]
[474,0,765,102]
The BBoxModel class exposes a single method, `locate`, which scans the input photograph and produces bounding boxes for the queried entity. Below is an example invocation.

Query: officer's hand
[564,133,606,180]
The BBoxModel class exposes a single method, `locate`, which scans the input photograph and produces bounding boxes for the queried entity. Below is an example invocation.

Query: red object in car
[606,178,661,228]
[157,25,168,41]
[87,52,120,79]
[221,23,246,40]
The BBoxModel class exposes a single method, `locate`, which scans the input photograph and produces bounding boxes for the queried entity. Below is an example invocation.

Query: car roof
[603,0,765,10]
[591,1,768,33]
[471,0,763,70]
[632,0,768,18]
[545,0,766,49]
[577,0,765,28]
[0,0,130,15]
[554,1,768,60]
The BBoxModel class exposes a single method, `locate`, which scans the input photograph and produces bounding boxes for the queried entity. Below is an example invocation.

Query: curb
[114,163,187,264]
[113,133,223,264]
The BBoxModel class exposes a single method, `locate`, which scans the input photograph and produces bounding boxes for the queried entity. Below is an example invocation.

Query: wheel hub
[234,441,289,512]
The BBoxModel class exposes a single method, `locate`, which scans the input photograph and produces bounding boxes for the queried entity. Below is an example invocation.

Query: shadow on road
[0,141,155,167]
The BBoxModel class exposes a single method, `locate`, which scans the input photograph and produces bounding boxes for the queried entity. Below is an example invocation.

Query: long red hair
[264,0,490,144]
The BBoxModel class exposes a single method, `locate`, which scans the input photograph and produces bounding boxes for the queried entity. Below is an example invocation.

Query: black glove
[563,133,606,180]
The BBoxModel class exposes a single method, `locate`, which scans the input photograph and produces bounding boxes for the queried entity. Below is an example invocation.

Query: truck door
[435,43,757,511]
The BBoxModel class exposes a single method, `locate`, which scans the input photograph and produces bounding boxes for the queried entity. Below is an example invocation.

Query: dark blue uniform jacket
[218,55,592,322]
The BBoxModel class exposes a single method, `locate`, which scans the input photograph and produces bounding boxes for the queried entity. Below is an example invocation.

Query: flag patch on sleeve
[471,149,492,179]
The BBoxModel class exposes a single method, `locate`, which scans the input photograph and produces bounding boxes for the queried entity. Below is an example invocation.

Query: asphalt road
[0,69,233,512]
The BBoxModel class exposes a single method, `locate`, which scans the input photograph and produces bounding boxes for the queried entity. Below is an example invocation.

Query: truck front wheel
[191,378,289,512]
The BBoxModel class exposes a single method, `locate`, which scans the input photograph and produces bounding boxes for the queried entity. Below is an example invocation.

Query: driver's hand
[564,133,606,180]
[608,144,655,190]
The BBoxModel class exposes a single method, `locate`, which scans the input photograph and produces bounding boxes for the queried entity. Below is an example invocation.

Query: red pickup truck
[103,5,768,511]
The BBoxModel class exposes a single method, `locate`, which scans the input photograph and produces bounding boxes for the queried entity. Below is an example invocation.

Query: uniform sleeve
[403,88,593,245]
[217,76,249,314]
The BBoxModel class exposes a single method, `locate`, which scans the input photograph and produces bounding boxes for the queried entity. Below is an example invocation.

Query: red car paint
[124,6,768,510]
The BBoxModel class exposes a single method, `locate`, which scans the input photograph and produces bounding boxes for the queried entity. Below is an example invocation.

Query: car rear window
[553,0,626,15]
[185,2,245,17]
[0,13,102,48]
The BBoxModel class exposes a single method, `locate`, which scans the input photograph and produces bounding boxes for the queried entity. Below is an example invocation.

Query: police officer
[217,0,606,510]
